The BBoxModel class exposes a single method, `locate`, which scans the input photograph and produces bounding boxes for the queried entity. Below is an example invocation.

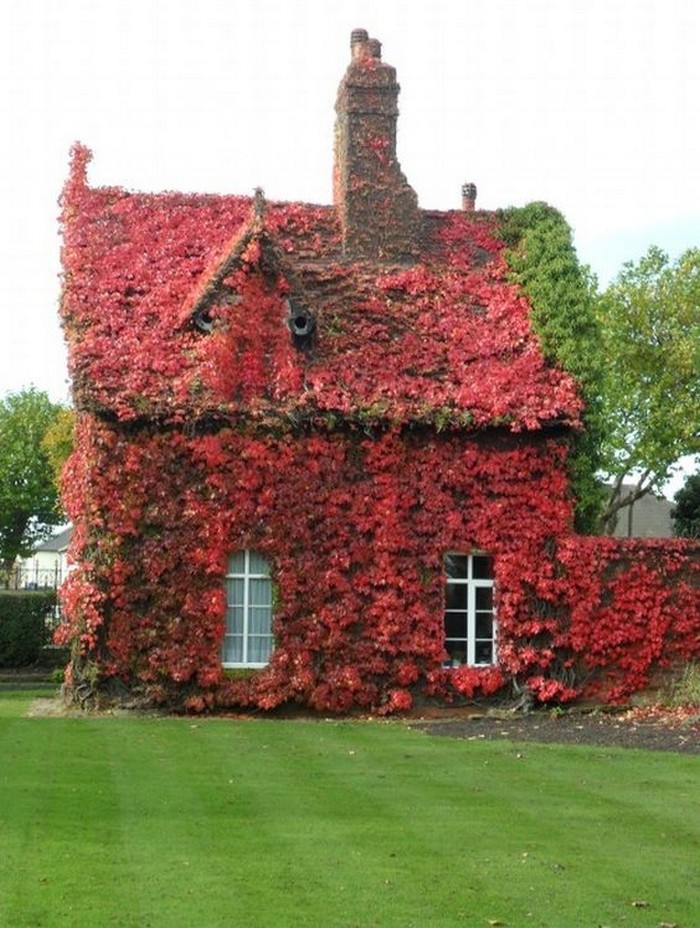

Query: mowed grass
[1,692,698,928]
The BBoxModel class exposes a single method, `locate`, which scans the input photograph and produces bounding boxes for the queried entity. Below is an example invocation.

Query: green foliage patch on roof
[498,202,606,532]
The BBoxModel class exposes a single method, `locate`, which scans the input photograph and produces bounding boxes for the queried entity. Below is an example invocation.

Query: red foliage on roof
[60,144,582,431]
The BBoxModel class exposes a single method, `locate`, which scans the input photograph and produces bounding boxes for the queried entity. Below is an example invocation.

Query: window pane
[445,584,467,611]
[444,641,467,665]
[226,606,244,634]
[444,612,467,639]
[444,554,469,579]
[248,636,273,663]
[248,551,271,576]
[248,607,272,635]
[475,612,493,639]
[226,578,244,607]
[472,556,493,580]
[475,586,493,611]
[227,552,246,574]
[223,635,243,664]
[249,578,272,607]
[474,640,494,665]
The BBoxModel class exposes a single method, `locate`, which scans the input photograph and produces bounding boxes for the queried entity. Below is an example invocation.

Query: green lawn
[1,691,698,928]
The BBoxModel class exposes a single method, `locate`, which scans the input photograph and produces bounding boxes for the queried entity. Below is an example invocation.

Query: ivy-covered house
[58,30,699,712]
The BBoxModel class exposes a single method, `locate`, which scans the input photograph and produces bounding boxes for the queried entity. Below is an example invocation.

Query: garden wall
[556,536,700,702]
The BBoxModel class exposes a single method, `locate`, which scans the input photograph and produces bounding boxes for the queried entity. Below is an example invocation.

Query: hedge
[0,591,56,667]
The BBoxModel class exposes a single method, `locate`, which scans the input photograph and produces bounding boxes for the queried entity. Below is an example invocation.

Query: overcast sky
[2,0,699,410]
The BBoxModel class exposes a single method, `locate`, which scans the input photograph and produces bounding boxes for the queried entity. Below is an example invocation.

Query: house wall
[58,416,577,711]
[57,415,700,712]
[16,533,71,591]
[16,551,66,589]
[611,490,674,538]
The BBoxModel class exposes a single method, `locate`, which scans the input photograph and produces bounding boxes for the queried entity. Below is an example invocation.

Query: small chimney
[462,183,477,212]
[333,30,420,261]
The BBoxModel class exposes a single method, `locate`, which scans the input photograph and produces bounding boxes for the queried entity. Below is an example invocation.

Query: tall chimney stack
[333,29,420,262]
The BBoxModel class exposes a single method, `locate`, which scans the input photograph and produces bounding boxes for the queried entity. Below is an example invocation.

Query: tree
[0,388,68,582]
[595,246,700,534]
[41,407,75,491]
[672,472,700,539]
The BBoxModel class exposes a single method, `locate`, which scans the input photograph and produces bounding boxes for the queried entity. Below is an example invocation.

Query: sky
[1,1,699,444]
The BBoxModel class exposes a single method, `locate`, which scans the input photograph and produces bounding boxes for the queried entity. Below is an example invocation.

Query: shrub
[0,591,55,667]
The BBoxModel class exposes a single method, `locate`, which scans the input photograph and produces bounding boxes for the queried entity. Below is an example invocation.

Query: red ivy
[58,415,700,713]
[57,146,700,713]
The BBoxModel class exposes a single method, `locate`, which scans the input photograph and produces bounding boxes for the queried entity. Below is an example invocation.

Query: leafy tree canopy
[0,387,68,577]
[41,407,75,492]
[672,471,700,539]
[596,246,700,533]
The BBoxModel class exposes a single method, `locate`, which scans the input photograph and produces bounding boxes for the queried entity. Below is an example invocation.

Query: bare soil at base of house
[26,698,700,754]
[408,707,700,754]
[7,670,699,755]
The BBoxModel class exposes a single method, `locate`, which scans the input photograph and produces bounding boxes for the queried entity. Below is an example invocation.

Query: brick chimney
[333,29,420,261]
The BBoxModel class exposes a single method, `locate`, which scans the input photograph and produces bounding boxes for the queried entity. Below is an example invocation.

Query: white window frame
[222,550,274,668]
[444,552,496,667]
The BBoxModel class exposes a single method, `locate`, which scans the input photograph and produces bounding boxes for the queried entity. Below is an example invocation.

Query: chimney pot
[350,28,370,61]
[351,28,369,46]
[462,182,477,212]
[368,38,382,59]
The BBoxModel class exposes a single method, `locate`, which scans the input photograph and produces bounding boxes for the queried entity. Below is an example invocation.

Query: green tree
[596,247,700,534]
[499,202,606,532]
[672,471,700,539]
[0,388,67,582]
[41,407,75,491]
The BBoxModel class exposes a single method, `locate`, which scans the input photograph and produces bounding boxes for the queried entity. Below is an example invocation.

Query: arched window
[222,550,274,667]
[443,552,496,666]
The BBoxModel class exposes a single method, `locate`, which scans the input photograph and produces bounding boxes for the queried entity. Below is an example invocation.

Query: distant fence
[2,565,73,635]
[5,565,66,592]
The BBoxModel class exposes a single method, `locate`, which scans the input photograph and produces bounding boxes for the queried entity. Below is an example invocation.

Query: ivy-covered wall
[57,416,699,713]
[56,418,567,711]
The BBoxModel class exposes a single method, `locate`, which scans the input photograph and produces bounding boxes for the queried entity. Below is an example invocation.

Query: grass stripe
[1,697,698,927]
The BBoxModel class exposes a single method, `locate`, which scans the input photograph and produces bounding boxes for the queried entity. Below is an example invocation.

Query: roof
[60,146,582,434]
[35,526,73,553]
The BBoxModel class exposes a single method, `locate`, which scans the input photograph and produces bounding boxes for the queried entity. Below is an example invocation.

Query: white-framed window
[443,552,496,666]
[222,550,274,668]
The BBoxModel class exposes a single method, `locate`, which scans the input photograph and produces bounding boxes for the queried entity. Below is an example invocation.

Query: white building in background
[611,489,674,539]
[17,526,73,589]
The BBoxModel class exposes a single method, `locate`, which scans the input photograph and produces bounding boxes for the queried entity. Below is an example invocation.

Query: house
[57,30,698,712]
[611,486,674,538]
[16,526,73,590]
